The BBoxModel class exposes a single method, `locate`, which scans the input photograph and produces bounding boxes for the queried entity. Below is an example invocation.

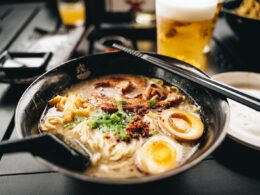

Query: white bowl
[213,72,260,150]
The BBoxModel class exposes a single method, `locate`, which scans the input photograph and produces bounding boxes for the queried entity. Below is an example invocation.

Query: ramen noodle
[39,75,205,178]
[235,0,260,19]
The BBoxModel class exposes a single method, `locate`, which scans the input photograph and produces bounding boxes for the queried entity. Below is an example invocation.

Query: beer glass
[57,0,86,27]
[204,0,224,52]
[156,0,218,70]
[216,0,224,16]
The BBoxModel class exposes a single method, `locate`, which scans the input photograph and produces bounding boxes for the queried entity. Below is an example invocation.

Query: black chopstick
[113,44,260,111]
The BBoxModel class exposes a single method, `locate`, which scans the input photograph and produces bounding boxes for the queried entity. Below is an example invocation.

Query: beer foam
[156,0,218,22]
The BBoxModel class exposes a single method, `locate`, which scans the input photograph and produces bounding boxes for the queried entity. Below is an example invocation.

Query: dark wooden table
[0,4,260,194]
[0,3,85,74]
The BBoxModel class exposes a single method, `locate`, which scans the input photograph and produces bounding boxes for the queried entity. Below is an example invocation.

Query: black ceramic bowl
[14,52,229,184]
[222,0,260,42]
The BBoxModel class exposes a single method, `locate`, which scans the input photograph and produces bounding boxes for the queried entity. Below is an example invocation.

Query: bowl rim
[14,52,230,185]
[222,6,260,23]
[213,71,260,151]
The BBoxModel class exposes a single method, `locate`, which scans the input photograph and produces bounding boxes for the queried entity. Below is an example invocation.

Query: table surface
[0,3,85,84]
[0,3,260,195]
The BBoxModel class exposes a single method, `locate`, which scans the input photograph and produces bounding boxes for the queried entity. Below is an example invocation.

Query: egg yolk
[150,141,176,166]
[169,113,192,133]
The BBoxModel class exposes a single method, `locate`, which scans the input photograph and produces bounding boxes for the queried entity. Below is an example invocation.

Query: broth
[39,74,204,178]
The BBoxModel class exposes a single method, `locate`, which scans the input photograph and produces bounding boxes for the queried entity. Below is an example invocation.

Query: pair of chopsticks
[113,44,260,111]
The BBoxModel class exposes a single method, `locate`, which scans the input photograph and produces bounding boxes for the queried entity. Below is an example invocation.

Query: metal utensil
[113,43,260,111]
[0,133,90,171]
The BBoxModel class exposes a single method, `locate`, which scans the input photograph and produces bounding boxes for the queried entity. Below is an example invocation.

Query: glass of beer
[57,0,86,27]
[216,0,224,16]
[204,0,224,53]
[156,0,218,70]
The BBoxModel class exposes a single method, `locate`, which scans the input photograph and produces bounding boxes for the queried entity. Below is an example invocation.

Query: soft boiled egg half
[135,135,182,174]
[158,108,204,141]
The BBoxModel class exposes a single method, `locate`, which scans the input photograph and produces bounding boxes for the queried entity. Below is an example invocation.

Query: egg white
[135,135,183,174]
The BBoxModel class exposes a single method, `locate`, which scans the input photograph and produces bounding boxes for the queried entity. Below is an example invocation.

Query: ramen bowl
[14,52,229,184]
[222,0,260,42]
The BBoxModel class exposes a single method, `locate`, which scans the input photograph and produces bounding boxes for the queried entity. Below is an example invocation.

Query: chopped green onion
[117,100,126,106]
[119,130,127,140]
[90,121,100,129]
[63,122,76,128]
[148,99,156,105]
[88,111,132,141]
[63,115,85,128]
[111,113,121,123]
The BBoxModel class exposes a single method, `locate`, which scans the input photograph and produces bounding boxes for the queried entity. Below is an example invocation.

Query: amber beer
[203,0,223,53]
[156,0,218,70]
[216,0,224,17]
[58,0,86,27]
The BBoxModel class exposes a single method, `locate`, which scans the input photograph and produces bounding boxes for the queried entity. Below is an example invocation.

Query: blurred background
[0,0,259,84]
[0,0,157,75]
